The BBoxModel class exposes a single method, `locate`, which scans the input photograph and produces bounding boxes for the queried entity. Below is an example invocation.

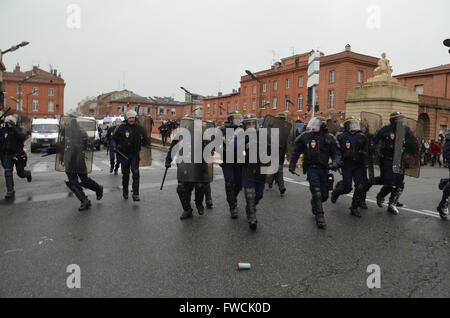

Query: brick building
[202,45,378,125]
[3,64,65,126]
[395,64,450,140]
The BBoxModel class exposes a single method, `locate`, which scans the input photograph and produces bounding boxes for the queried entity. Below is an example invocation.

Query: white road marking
[32,162,52,172]
[284,178,442,220]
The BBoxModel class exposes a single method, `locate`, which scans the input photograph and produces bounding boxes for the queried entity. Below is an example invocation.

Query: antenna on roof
[290,47,295,56]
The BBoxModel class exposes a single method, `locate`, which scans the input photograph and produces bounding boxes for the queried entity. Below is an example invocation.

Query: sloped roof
[4,66,65,83]
[395,64,450,78]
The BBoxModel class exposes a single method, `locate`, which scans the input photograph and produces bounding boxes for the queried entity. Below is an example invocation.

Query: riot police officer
[106,118,122,175]
[58,117,103,211]
[165,114,212,220]
[331,116,369,218]
[219,110,244,219]
[0,115,32,199]
[372,111,416,215]
[289,117,341,229]
[241,113,268,231]
[436,132,450,220]
[268,112,288,196]
[112,110,149,201]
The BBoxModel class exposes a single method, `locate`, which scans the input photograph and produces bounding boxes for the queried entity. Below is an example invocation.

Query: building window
[261,98,266,109]
[415,85,424,94]
[213,103,216,114]
[33,87,39,95]
[48,100,55,113]
[171,108,176,116]
[244,87,247,95]
[286,79,290,89]
[220,103,223,115]
[329,70,336,83]
[298,76,304,87]
[328,90,335,109]
[207,103,210,114]
[297,94,303,111]
[17,85,23,94]
[285,95,290,111]
[357,71,364,83]
[243,100,247,111]
[158,107,164,115]
[147,107,151,114]
[227,103,230,112]
[252,85,256,94]
[262,82,267,92]
[272,96,278,109]
[48,88,54,96]
[16,98,23,111]
[273,80,278,91]
[32,99,39,112]
[252,98,256,110]
[235,101,238,110]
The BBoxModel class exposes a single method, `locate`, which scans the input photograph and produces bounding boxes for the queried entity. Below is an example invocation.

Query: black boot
[350,184,364,218]
[387,186,402,215]
[78,198,92,211]
[376,186,392,208]
[96,185,103,200]
[80,180,103,200]
[437,185,450,221]
[25,170,32,183]
[311,189,326,229]
[177,183,193,220]
[225,182,238,219]
[65,181,91,211]
[122,174,129,199]
[331,180,346,204]
[194,183,206,215]
[205,183,213,209]
[244,188,257,231]
[4,170,15,199]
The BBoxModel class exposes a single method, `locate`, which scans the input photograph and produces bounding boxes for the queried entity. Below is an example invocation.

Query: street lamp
[1,41,30,54]
[444,39,450,54]
[245,70,264,112]
[180,86,194,114]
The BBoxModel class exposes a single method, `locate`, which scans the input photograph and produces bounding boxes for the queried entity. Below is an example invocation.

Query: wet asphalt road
[0,145,449,298]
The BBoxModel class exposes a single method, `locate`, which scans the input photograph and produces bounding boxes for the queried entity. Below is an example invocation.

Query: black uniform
[112,121,149,200]
[372,122,415,214]
[106,124,121,173]
[436,135,450,220]
[218,122,244,219]
[165,129,210,220]
[289,125,341,229]
[331,130,369,217]
[0,123,32,198]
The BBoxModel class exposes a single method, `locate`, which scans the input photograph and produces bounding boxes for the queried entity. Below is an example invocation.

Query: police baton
[160,166,169,190]
[115,149,129,161]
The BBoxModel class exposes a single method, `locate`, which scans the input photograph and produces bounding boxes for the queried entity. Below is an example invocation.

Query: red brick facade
[3,65,65,126]
[202,48,378,125]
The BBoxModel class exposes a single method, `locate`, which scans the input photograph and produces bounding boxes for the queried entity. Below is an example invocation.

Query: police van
[30,118,59,153]
[78,116,101,151]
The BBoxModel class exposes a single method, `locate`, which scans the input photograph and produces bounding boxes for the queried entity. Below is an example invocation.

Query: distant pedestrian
[430,140,442,167]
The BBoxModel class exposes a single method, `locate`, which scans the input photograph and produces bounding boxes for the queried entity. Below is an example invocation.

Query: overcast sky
[1,0,449,113]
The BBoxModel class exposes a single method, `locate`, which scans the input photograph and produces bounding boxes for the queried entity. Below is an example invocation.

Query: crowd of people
[421,136,449,167]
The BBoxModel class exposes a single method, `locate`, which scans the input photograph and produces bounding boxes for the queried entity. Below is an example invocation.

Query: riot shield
[285,118,298,164]
[176,119,213,183]
[138,116,152,167]
[55,116,95,173]
[392,117,423,178]
[360,112,383,183]
[327,115,341,135]
[260,115,292,183]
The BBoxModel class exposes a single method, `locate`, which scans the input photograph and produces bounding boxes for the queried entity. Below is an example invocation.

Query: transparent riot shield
[361,112,383,183]
[55,116,95,173]
[327,115,341,135]
[260,115,292,183]
[392,117,423,178]
[176,119,213,183]
[138,116,152,167]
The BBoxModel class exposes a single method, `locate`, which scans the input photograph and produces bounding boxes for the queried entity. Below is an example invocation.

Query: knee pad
[176,183,185,195]
[311,188,322,200]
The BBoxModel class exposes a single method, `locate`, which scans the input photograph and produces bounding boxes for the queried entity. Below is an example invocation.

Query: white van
[30,118,59,153]
[78,116,101,151]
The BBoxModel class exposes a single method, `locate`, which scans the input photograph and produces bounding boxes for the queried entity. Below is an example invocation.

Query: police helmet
[227,110,243,126]
[344,116,361,132]
[389,111,404,125]
[242,113,258,129]
[4,115,17,125]
[276,112,287,121]
[182,114,195,120]
[307,116,327,132]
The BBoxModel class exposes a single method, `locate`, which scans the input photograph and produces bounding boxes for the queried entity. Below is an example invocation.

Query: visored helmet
[389,111,404,125]
[4,115,17,125]
[242,113,258,129]
[307,116,326,132]
[276,112,287,121]
[344,116,361,132]
[227,110,243,126]
[182,114,195,121]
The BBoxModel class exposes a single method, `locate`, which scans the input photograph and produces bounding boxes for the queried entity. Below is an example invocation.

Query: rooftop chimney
[14,63,20,72]
[345,44,351,52]
[218,92,222,97]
